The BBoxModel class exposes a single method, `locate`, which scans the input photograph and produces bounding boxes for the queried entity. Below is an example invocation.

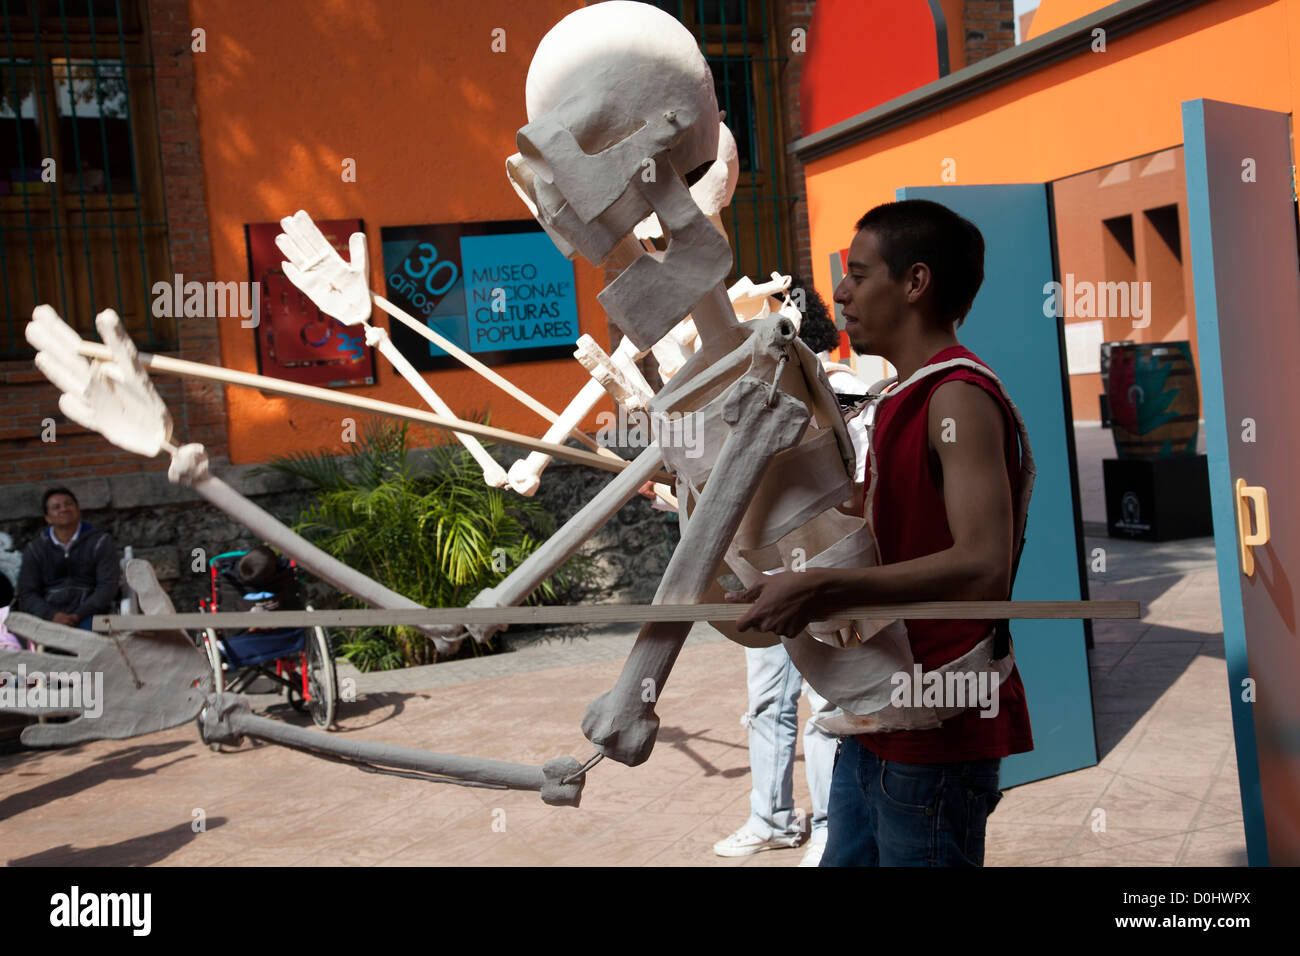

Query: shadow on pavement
[7,818,227,866]
[658,724,748,778]
[0,741,194,822]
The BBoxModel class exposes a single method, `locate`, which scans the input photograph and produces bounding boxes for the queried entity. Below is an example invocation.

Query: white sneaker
[712,825,802,858]
[798,837,827,867]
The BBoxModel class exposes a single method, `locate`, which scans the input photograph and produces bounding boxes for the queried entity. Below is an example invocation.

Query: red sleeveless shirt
[857,345,1034,763]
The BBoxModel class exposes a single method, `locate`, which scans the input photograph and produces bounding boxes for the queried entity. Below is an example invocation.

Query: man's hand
[51,612,79,627]
[727,569,832,638]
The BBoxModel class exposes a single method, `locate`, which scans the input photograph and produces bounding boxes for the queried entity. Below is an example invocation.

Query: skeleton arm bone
[362,322,508,487]
[167,444,461,653]
[376,292,615,457]
[466,443,667,643]
[507,335,653,496]
[276,212,507,487]
[25,307,463,653]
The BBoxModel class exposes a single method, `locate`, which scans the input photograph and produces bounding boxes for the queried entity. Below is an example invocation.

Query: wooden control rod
[96,600,1139,632]
[75,341,672,482]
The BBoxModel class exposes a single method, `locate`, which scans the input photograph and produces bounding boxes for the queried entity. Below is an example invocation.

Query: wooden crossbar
[74,341,674,483]
[94,600,1139,632]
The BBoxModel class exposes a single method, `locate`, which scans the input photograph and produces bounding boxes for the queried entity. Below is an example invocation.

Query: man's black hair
[236,546,280,587]
[42,486,78,514]
[790,276,840,354]
[854,199,985,326]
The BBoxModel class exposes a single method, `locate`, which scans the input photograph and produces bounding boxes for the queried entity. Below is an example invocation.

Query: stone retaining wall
[0,444,679,616]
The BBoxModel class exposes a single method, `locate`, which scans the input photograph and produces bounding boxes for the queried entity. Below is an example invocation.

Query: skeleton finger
[56,392,100,434]
[348,231,368,274]
[274,228,310,267]
[0,702,84,721]
[0,648,90,674]
[6,614,110,657]
[279,209,321,260]
[26,304,86,354]
[34,350,93,403]
[96,309,140,372]
[286,210,335,268]
[20,718,102,747]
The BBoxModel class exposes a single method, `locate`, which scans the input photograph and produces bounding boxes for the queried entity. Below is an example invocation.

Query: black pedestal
[1103,455,1213,541]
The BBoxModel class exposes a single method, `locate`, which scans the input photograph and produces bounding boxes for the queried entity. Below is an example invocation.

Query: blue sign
[380,221,579,370]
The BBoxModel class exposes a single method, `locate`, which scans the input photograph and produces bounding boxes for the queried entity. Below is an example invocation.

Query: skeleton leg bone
[581,374,811,766]
[201,693,586,807]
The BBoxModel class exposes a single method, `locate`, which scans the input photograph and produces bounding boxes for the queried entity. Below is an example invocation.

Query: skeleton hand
[276,209,372,325]
[25,306,173,457]
[0,613,212,746]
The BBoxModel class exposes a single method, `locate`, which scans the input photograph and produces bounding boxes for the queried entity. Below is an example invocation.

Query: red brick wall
[964,0,1017,65]
[150,0,227,459]
[1,0,226,491]
[777,0,816,283]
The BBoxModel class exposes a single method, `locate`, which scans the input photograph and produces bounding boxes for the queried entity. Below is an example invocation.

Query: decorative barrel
[1098,339,1133,427]
[1107,341,1199,458]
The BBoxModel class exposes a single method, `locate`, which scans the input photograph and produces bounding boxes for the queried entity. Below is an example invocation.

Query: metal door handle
[1235,478,1270,576]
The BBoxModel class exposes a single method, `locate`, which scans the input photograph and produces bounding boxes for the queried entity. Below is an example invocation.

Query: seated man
[17,487,120,630]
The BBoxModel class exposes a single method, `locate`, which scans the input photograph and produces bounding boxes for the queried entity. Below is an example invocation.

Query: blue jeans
[743,643,838,842]
[820,736,1003,866]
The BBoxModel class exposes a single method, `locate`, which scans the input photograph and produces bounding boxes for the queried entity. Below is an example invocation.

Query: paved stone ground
[0,426,1245,866]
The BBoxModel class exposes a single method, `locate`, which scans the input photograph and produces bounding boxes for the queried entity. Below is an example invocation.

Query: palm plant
[260,420,589,670]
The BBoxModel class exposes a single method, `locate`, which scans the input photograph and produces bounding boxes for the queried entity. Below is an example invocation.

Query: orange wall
[1027,0,1113,39]
[188,0,612,465]
[803,0,1294,333]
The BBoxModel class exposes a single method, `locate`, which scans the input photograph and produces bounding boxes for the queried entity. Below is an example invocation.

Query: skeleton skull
[508,2,733,351]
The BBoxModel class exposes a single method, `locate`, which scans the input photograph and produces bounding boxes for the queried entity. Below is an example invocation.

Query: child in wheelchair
[219,546,303,621]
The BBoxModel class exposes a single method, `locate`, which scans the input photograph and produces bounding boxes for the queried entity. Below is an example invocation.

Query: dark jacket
[17,522,120,621]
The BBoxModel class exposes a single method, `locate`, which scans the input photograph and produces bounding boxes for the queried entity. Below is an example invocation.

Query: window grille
[1,0,171,359]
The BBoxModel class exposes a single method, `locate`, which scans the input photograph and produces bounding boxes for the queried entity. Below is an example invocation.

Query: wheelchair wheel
[305,625,337,730]
[195,628,224,751]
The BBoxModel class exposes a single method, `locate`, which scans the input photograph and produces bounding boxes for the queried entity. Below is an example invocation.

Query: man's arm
[16,542,55,620]
[734,379,1014,635]
[73,533,122,619]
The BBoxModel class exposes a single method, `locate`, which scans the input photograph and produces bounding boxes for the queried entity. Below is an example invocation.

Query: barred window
[1,0,171,359]
[639,0,795,283]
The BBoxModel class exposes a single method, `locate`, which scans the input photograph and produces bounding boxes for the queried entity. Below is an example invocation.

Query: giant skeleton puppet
[2,4,1051,806]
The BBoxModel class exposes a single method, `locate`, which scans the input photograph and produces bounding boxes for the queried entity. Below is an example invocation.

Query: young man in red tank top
[731,199,1033,866]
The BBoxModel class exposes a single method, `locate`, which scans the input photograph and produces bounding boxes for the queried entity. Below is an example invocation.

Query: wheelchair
[195,550,338,735]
